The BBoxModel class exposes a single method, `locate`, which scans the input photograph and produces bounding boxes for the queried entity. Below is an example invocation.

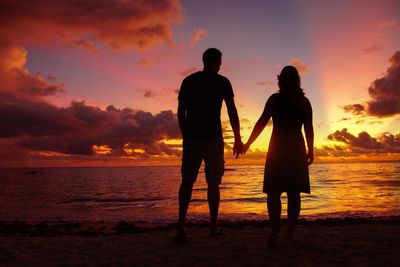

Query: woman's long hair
[278,66,305,96]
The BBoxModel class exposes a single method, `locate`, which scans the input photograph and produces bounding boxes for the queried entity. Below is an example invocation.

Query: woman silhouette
[243,66,314,249]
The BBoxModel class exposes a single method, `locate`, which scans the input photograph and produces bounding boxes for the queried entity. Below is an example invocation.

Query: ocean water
[0,162,399,223]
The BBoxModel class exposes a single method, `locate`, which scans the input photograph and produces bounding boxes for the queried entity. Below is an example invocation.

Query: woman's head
[278,66,304,95]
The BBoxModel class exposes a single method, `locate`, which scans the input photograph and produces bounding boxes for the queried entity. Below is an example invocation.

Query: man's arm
[225,97,242,158]
[177,99,186,138]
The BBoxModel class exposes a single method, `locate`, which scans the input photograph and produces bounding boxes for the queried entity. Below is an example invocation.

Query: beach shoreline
[1,216,399,266]
[1,215,399,234]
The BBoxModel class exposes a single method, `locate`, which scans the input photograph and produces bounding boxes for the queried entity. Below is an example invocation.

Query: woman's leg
[287,192,301,240]
[267,193,282,248]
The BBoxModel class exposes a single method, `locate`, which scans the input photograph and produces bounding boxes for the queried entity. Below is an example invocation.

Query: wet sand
[1,216,399,266]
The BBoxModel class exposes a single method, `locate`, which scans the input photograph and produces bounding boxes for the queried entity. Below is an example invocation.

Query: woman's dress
[263,93,311,194]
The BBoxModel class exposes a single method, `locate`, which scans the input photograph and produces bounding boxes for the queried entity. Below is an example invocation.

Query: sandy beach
[1,217,399,266]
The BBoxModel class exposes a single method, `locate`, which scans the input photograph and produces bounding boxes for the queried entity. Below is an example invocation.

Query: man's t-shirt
[178,71,234,142]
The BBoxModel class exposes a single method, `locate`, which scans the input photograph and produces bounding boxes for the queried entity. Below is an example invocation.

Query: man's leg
[207,179,220,233]
[177,180,194,233]
[204,141,224,234]
[176,140,202,242]
[267,192,282,248]
[287,192,301,240]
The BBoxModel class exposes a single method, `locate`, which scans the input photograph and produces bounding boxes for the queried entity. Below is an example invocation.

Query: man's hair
[202,48,222,64]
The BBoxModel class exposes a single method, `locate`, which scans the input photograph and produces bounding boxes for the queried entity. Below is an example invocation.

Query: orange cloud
[0,1,186,167]
[0,46,64,97]
[138,59,152,69]
[179,67,199,76]
[379,18,400,32]
[289,58,309,75]
[0,0,183,51]
[255,80,274,87]
[190,28,208,47]
[75,39,99,53]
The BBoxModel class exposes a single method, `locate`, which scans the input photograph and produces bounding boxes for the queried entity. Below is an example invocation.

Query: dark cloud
[344,50,400,117]
[368,99,400,117]
[380,132,400,148]
[342,104,366,115]
[328,128,383,149]
[0,92,78,138]
[16,84,64,97]
[338,117,351,122]
[326,128,400,153]
[0,138,32,161]
[0,92,180,157]
[0,0,182,51]
[143,90,155,98]
[19,136,98,156]
[367,50,400,116]
[362,44,383,54]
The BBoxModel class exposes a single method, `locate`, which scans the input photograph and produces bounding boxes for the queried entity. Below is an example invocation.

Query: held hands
[242,142,250,154]
[307,150,314,165]
[233,140,251,159]
[233,139,243,159]
[234,140,313,164]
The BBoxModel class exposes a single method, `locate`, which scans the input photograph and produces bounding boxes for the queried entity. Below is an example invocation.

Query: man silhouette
[175,48,242,242]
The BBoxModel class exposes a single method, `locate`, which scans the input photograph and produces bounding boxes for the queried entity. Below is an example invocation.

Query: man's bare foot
[174,224,187,243]
[267,229,280,249]
[174,228,187,243]
[287,223,295,240]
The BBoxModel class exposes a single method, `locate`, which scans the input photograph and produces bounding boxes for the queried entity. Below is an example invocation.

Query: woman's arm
[244,96,274,153]
[304,98,314,165]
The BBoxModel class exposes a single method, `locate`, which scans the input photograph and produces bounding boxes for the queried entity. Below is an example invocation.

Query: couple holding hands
[176,48,314,249]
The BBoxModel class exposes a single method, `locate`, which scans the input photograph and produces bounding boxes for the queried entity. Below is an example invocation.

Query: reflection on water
[0,162,399,222]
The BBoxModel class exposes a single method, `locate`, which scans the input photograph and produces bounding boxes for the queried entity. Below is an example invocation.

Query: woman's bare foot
[209,227,224,237]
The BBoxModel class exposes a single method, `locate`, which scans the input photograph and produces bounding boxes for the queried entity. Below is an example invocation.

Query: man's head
[202,48,222,74]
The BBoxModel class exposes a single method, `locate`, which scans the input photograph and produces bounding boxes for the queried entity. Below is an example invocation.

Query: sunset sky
[0,0,399,167]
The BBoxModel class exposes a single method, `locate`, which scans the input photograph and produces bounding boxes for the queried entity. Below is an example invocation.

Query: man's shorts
[181,139,225,184]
